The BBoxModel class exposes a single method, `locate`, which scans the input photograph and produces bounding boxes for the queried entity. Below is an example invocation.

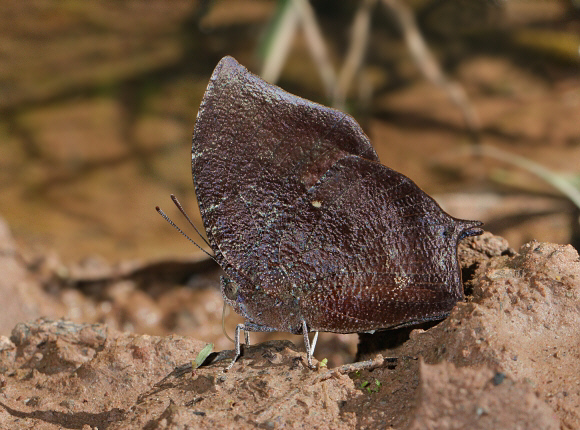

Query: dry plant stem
[333,0,377,110]
[260,1,300,83]
[380,0,481,141]
[291,0,337,98]
[316,354,400,383]
[473,144,580,211]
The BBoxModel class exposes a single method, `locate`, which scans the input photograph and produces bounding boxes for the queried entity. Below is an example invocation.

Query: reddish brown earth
[0,219,578,429]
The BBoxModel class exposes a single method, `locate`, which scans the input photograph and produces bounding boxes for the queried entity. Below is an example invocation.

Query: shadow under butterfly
[160,56,483,371]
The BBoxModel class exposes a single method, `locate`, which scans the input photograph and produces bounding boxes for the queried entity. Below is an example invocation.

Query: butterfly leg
[301,319,318,369]
[309,331,319,356]
[225,322,276,372]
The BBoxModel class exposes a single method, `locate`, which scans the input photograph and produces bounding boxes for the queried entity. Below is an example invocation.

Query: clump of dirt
[409,360,559,429]
[0,225,578,428]
[0,318,205,429]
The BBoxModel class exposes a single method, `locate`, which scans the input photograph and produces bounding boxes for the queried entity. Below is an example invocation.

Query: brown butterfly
[181,56,482,370]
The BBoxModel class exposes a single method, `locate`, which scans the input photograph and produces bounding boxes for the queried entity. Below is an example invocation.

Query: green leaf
[193,343,214,369]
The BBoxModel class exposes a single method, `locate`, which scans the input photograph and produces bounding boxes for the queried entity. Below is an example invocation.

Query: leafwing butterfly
[190,56,483,370]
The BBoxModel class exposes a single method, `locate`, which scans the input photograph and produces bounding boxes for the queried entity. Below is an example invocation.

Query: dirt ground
[1,225,578,428]
[0,1,579,428]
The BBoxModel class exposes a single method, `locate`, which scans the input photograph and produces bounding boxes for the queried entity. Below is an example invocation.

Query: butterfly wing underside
[279,156,483,333]
[193,56,379,290]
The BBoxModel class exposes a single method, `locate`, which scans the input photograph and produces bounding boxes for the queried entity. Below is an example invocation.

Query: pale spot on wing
[394,274,410,290]
[311,200,322,208]
[206,203,220,212]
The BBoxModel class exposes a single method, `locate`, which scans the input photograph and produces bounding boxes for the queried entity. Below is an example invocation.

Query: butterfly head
[221,276,239,302]
[220,275,253,322]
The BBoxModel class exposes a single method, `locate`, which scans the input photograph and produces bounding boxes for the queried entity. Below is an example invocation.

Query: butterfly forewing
[193,57,380,288]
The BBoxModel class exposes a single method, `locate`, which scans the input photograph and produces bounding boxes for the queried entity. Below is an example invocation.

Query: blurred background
[1,0,579,365]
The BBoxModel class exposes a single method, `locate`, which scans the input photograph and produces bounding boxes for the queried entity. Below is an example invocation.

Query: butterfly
[188,56,482,370]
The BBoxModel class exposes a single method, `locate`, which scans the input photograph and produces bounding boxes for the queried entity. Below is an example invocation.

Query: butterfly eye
[221,276,239,301]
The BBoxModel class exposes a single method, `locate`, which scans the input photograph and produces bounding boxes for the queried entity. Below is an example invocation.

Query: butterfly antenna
[222,302,235,343]
[156,204,216,262]
[170,194,212,248]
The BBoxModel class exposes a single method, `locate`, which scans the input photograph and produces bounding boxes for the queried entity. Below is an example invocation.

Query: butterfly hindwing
[278,156,482,332]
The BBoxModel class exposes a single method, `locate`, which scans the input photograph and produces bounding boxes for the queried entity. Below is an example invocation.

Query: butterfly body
[192,56,483,368]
